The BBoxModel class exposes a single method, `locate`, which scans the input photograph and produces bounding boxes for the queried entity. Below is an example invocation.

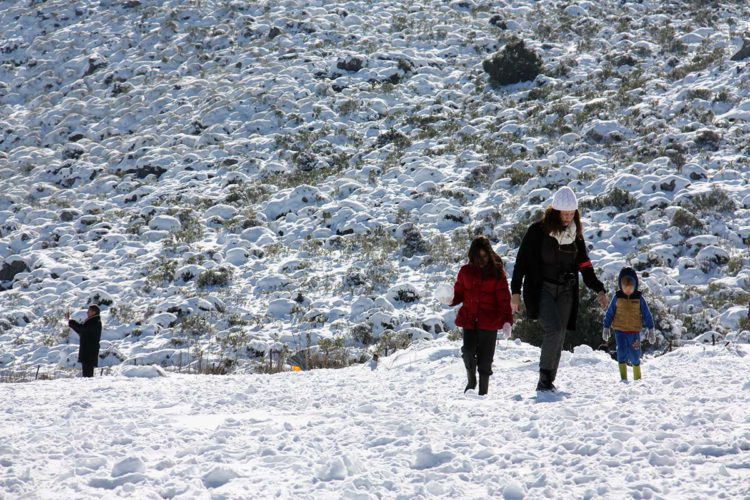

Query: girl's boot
[465,367,477,393]
[619,363,628,381]
[633,365,641,380]
[478,375,489,396]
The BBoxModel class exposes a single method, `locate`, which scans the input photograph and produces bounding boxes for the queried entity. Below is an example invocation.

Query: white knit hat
[551,186,578,211]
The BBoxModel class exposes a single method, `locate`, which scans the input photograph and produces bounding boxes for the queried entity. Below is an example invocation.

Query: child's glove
[602,327,610,341]
[647,329,656,343]
[502,323,512,340]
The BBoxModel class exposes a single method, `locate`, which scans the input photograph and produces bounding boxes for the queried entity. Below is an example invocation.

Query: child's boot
[619,363,628,381]
[633,365,641,380]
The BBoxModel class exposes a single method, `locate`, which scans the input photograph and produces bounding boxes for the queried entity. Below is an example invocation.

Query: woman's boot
[478,375,489,396]
[536,369,555,392]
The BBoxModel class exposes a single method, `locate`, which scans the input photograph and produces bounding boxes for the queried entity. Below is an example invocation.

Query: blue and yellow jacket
[603,267,654,334]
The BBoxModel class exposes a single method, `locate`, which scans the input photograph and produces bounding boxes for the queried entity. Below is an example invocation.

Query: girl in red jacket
[442,236,513,396]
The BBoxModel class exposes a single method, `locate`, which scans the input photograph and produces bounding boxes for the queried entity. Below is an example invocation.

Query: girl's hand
[502,323,512,340]
[510,294,521,313]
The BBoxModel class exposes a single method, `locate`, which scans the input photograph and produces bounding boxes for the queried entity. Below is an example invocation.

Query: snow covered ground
[2,340,749,499]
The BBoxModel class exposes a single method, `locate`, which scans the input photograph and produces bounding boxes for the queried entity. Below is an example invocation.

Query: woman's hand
[597,291,608,310]
[510,294,522,313]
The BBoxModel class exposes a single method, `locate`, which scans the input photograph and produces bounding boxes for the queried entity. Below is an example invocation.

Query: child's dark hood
[618,267,639,292]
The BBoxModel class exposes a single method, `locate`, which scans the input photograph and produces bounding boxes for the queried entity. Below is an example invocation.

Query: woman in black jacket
[510,187,608,392]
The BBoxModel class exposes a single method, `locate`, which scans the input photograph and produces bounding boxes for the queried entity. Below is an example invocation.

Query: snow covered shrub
[350,323,374,346]
[464,163,497,189]
[197,267,232,288]
[375,330,410,357]
[669,47,724,81]
[424,228,472,266]
[312,336,349,369]
[377,128,411,149]
[354,226,399,257]
[503,210,543,248]
[696,246,731,272]
[579,187,637,213]
[363,259,397,291]
[505,167,533,186]
[483,39,543,86]
[671,208,704,237]
[179,314,213,339]
[703,282,750,310]
[655,23,688,55]
[693,130,721,151]
[681,310,713,338]
[342,270,368,291]
[400,223,428,257]
[739,315,750,333]
[145,257,177,289]
[685,187,736,214]
[109,304,138,325]
[510,317,544,347]
[564,289,606,351]
[387,283,420,304]
[686,88,712,100]
[170,209,203,244]
[224,184,274,206]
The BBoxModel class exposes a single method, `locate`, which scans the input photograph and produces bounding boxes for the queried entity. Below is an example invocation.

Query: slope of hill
[1,0,749,372]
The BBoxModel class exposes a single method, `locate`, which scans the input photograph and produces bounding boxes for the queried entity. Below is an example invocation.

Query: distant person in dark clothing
[65,305,102,378]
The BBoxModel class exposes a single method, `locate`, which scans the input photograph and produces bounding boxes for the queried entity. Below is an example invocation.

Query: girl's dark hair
[468,236,505,279]
[542,207,583,239]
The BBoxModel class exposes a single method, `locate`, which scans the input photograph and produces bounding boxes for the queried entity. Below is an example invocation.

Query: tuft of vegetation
[197,267,233,288]
[579,187,638,213]
[684,187,736,215]
[671,208,704,237]
[483,39,543,86]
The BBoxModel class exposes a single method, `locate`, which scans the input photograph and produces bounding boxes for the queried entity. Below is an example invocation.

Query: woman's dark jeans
[538,281,574,382]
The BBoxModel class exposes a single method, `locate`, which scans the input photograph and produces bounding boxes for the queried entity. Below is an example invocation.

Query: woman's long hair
[468,236,505,279]
[542,207,583,239]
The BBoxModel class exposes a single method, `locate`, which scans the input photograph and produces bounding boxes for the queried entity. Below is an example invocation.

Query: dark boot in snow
[465,367,477,393]
[536,369,555,392]
[478,375,489,396]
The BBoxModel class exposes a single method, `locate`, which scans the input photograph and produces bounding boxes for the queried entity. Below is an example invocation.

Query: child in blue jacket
[602,267,655,381]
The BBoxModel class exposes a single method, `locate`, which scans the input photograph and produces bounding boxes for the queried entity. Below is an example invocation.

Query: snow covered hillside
[1,0,750,372]
[2,340,749,498]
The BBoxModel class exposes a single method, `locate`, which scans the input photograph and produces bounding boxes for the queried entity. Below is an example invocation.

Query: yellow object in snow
[633,365,641,380]
[619,363,627,381]
[292,366,302,372]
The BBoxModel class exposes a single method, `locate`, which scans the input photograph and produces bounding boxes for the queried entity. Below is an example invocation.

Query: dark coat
[451,264,513,331]
[510,221,605,330]
[69,315,102,366]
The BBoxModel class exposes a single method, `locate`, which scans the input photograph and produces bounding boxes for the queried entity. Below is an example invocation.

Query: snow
[2,340,749,497]
[1,0,750,493]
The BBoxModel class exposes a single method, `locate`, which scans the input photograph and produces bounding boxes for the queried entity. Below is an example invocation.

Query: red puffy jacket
[451,264,513,331]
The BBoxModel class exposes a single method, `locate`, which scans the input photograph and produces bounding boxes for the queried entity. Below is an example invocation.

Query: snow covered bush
[684,187,736,215]
[579,187,637,213]
[483,39,543,86]
[671,208,704,237]
[196,267,232,288]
